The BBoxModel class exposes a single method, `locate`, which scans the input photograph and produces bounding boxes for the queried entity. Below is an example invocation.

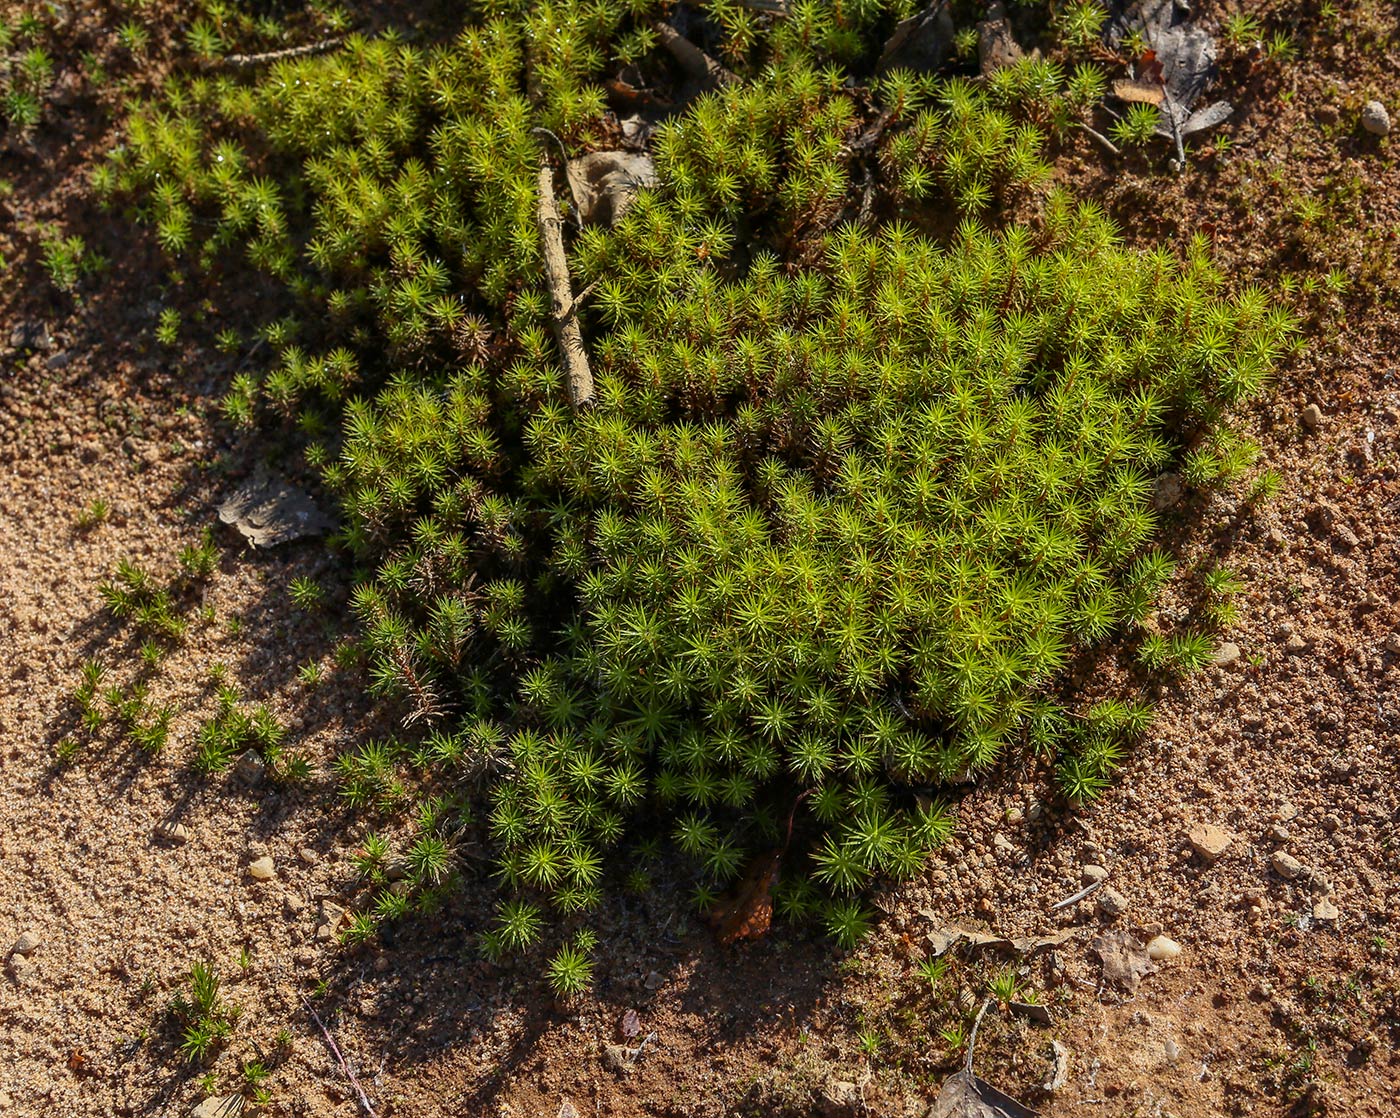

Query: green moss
[92,1,1297,946]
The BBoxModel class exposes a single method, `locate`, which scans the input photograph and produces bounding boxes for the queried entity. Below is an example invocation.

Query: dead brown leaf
[707,850,781,945]
[1112,77,1164,105]
[1089,929,1155,994]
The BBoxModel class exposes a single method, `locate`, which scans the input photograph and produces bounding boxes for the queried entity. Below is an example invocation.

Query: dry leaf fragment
[921,917,1077,959]
[707,850,781,945]
[218,467,333,548]
[876,0,954,75]
[1009,1001,1052,1026]
[1112,77,1164,105]
[620,1008,641,1040]
[1180,100,1233,135]
[1043,1041,1070,1093]
[565,151,658,227]
[1089,929,1155,994]
[931,1069,1039,1118]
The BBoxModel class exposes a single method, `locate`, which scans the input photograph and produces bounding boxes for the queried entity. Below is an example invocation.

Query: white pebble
[248,856,276,881]
[1146,935,1182,961]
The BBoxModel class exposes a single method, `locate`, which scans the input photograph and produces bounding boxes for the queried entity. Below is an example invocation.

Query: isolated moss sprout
[92,1,1297,949]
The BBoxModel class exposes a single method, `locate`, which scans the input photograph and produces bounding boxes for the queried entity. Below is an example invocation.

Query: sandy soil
[2,2,1400,1116]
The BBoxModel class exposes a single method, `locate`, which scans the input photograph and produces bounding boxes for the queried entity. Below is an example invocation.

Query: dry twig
[300,993,378,1118]
[653,21,738,88]
[533,143,595,408]
[1077,121,1121,157]
[1050,878,1105,913]
[217,36,346,69]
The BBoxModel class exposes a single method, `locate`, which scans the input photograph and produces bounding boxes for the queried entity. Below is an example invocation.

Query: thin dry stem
[535,156,595,408]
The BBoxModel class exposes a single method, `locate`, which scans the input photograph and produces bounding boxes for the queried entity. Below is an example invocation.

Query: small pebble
[297,847,319,865]
[1300,403,1323,430]
[1276,802,1299,822]
[6,954,35,987]
[156,821,192,845]
[1004,806,1024,825]
[1321,814,1341,833]
[1211,641,1241,667]
[1146,935,1182,961]
[1098,887,1129,918]
[248,856,276,881]
[1269,824,1290,843]
[1272,851,1305,880]
[1312,899,1339,922]
[1383,633,1400,655]
[1187,823,1233,864]
[232,751,266,787]
[643,970,664,990]
[1361,99,1391,136]
[1284,634,1308,654]
[11,930,40,956]
[1081,863,1109,884]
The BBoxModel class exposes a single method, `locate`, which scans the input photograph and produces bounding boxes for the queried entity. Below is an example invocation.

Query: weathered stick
[535,155,595,408]
[300,993,378,1118]
[653,21,738,88]
[1077,121,1121,157]
[1049,877,1105,913]
[216,36,346,69]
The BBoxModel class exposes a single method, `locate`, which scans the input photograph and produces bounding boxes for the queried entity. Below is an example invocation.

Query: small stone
[1081,864,1109,884]
[1300,403,1324,430]
[1321,814,1341,833]
[1152,472,1185,510]
[1361,99,1391,136]
[1004,806,1024,825]
[643,970,664,991]
[248,856,276,881]
[1211,642,1241,667]
[1284,634,1308,654]
[1276,802,1299,822]
[283,893,306,917]
[602,1044,633,1074]
[156,821,192,845]
[1384,633,1400,655]
[993,833,1016,855]
[1312,899,1339,922]
[1145,935,1182,962]
[5,953,35,987]
[1188,823,1233,864]
[557,1098,581,1118]
[297,847,319,865]
[1098,888,1129,918]
[11,930,40,955]
[232,750,266,787]
[9,321,53,351]
[1269,824,1290,843]
[819,1078,861,1117]
[1272,851,1305,880]
[1025,798,1045,822]
[193,1098,249,1118]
